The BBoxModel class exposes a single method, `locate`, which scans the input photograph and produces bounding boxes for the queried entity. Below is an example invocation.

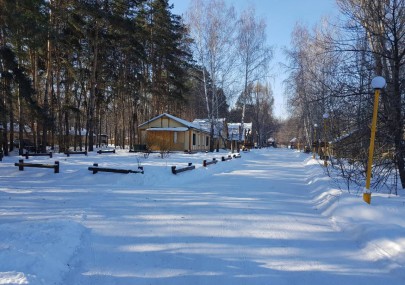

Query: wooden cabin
[138,113,211,152]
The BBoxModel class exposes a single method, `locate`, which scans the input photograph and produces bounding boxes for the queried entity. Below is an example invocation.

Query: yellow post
[364,89,381,204]
[364,76,386,204]
[323,113,329,167]
[313,124,317,159]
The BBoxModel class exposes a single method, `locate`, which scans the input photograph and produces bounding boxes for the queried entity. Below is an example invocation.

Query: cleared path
[61,149,398,284]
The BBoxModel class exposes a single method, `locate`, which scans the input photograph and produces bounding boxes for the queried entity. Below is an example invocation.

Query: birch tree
[236,6,273,129]
[187,0,236,151]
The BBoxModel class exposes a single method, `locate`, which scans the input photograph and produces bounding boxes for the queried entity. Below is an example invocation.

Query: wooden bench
[24,152,53,159]
[221,155,232,161]
[203,158,217,167]
[88,163,144,174]
[15,159,60,173]
[171,163,195,174]
[65,150,87,157]
[97,149,116,154]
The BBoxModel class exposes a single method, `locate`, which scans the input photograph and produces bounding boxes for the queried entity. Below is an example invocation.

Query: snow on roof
[228,122,252,131]
[68,128,97,136]
[139,113,205,132]
[192,118,226,137]
[227,123,252,133]
[163,113,201,129]
[227,122,253,141]
[146,127,188,132]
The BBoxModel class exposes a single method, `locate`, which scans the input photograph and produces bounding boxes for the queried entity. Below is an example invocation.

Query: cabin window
[192,133,196,145]
[206,136,209,146]
[174,132,177,143]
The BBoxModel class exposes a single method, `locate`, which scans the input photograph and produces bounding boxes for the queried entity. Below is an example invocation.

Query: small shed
[228,122,253,149]
[68,128,100,145]
[267,137,276,147]
[289,137,298,149]
[138,113,211,152]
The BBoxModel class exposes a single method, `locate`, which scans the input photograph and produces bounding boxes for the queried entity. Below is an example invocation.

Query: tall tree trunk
[87,20,99,152]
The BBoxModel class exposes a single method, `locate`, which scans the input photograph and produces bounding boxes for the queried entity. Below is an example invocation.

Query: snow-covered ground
[0,147,404,284]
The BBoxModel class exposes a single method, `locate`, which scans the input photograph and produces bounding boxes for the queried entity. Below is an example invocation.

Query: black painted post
[55,161,59,173]
[19,159,24,171]
[93,163,98,174]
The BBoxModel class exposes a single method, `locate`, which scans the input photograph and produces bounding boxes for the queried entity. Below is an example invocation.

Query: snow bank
[306,157,405,275]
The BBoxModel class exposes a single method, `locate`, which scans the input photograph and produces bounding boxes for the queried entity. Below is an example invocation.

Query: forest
[0,0,404,191]
[0,0,274,156]
[280,0,404,191]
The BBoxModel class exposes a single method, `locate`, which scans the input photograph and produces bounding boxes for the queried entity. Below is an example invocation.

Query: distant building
[67,128,107,146]
[267,137,276,147]
[192,118,228,149]
[289,137,298,149]
[227,122,253,150]
[138,113,211,152]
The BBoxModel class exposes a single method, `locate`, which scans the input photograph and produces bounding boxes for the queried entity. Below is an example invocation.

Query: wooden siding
[138,114,210,152]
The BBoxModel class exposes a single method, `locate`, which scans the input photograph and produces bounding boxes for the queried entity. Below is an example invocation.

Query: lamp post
[323,113,329,167]
[313,123,318,159]
[364,76,386,204]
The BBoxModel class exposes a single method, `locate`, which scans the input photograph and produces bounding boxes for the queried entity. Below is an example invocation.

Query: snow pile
[307,158,405,277]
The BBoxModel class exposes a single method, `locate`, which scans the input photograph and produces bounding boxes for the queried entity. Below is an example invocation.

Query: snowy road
[1,148,404,284]
[62,150,399,284]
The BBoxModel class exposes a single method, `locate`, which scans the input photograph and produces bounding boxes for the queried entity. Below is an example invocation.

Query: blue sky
[169,0,339,119]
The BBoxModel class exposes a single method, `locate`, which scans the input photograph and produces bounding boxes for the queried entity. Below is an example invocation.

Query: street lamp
[323,113,329,167]
[364,76,386,204]
[313,123,318,159]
